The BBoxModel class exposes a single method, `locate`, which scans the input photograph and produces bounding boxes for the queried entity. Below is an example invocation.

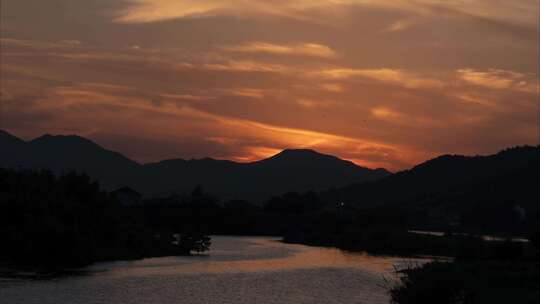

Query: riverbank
[390,260,540,304]
[283,228,538,260]
[0,236,401,304]
[283,229,540,303]
[0,169,213,273]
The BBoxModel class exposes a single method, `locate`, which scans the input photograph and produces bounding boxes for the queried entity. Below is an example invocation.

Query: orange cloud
[222,42,337,58]
[202,60,293,73]
[296,98,341,108]
[454,93,496,108]
[319,83,345,92]
[314,68,444,89]
[114,0,354,24]
[114,1,539,29]
[371,107,403,120]
[160,93,215,101]
[457,68,538,93]
[0,38,82,50]
[222,88,266,99]
[380,19,417,33]
[115,0,224,23]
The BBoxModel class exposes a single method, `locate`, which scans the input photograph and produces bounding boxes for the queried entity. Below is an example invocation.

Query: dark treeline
[278,147,540,258]
[2,164,538,272]
[0,169,210,271]
[126,185,540,260]
[388,230,540,304]
[389,259,540,304]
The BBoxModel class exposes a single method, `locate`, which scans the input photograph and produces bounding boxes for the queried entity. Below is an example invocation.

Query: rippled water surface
[0,236,419,304]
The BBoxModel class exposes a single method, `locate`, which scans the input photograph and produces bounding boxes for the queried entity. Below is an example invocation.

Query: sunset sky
[1,0,538,170]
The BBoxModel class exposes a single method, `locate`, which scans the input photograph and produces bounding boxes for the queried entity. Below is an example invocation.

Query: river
[0,236,424,304]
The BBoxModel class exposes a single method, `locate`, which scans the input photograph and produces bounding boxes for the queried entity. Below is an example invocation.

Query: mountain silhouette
[139,148,390,201]
[0,130,390,201]
[323,146,540,209]
[0,130,27,165]
[1,133,141,190]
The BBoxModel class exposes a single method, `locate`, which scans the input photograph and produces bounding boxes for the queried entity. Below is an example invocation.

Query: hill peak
[30,134,102,148]
[412,146,540,172]
[280,148,322,155]
[269,149,335,160]
[256,148,369,169]
[0,131,391,200]
[0,129,25,144]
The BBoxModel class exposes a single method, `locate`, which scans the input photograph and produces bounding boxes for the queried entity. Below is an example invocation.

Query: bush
[389,262,474,304]
[389,261,540,304]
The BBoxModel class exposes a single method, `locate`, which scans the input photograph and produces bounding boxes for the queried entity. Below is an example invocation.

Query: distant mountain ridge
[323,145,540,209]
[0,130,390,202]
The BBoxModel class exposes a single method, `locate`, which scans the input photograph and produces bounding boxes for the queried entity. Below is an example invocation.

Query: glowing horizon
[1,0,538,171]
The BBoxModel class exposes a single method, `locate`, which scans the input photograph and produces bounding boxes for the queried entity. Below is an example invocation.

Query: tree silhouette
[191,185,204,197]
[0,168,212,269]
[179,233,211,254]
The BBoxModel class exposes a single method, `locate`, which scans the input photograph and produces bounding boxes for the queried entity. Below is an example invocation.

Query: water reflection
[90,237,407,277]
[1,236,424,304]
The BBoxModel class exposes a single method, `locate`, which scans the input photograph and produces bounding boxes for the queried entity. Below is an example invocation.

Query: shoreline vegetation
[285,231,540,303]
[388,260,540,304]
[282,214,540,304]
[0,169,211,274]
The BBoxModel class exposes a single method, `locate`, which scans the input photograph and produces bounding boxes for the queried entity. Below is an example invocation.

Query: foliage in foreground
[389,261,540,304]
[0,169,210,270]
